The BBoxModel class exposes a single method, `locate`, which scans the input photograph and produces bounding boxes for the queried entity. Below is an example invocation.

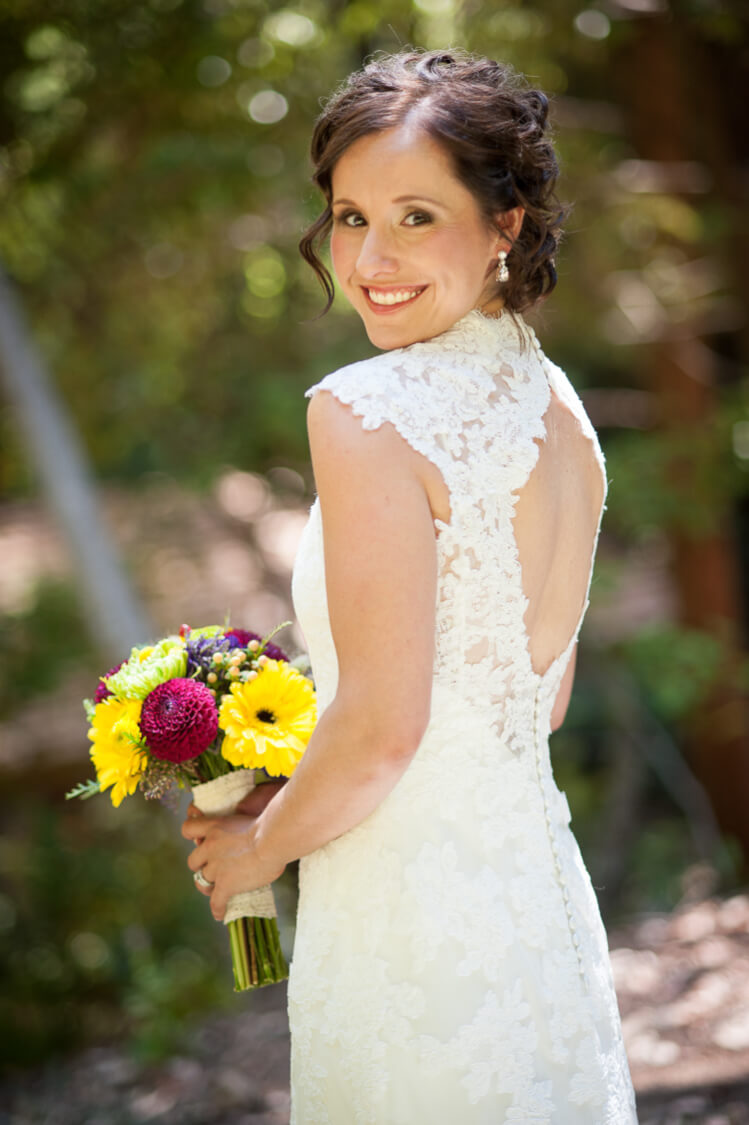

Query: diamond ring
[194,868,213,890]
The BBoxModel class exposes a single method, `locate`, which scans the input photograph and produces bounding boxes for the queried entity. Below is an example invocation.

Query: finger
[193,871,213,897]
[187,841,208,872]
[182,814,210,840]
[210,888,227,921]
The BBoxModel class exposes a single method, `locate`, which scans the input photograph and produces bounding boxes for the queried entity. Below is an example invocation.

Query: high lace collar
[402,306,535,361]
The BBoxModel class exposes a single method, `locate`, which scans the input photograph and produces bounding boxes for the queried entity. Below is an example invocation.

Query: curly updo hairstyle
[299,49,565,316]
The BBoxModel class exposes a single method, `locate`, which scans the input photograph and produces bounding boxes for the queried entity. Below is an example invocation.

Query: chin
[357,310,435,351]
[364,325,423,351]
[362,324,401,347]
[359,306,468,352]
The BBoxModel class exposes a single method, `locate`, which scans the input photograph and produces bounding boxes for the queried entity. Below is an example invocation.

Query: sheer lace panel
[300,308,609,736]
[513,389,607,678]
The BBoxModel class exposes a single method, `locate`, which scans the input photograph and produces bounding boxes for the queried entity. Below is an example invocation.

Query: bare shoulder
[307,387,419,477]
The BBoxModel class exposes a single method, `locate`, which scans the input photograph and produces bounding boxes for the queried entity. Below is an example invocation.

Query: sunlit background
[0,0,748,1110]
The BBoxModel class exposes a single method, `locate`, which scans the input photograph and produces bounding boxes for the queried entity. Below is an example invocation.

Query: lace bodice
[288,309,636,1125]
[293,307,607,743]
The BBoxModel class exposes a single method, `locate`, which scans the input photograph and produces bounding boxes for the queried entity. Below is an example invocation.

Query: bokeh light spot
[732,422,749,462]
[247,90,288,124]
[237,37,275,68]
[215,470,270,522]
[15,70,70,113]
[197,55,232,87]
[414,0,453,13]
[240,292,284,320]
[144,243,184,279]
[244,249,286,298]
[264,10,318,46]
[69,931,110,971]
[227,213,270,251]
[25,25,70,60]
[574,9,611,39]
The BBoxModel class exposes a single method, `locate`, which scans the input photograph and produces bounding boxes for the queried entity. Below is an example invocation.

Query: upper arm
[307,389,437,754]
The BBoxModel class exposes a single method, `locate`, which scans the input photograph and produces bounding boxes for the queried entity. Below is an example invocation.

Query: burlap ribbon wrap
[191,769,277,925]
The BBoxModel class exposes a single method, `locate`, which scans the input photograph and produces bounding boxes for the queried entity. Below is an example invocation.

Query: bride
[184,49,638,1124]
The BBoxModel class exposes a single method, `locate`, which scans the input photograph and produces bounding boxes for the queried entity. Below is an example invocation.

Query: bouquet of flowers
[67,622,317,991]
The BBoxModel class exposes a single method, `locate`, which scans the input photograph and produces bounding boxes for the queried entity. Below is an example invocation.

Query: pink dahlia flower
[140,678,218,762]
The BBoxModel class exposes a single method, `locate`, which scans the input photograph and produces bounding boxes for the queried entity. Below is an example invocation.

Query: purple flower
[185,635,230,678]
[225,628,288,663]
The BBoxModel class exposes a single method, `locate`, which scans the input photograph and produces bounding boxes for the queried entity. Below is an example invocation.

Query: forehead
[331,124,466,199]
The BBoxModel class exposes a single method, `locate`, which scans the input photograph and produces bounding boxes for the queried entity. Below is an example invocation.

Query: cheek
[456,231,496,287]
[434,227,491,281]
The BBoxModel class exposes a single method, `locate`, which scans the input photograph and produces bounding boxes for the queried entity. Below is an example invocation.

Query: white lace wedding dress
[289,309,638,1124]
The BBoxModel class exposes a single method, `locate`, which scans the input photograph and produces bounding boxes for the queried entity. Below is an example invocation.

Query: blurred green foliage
[1,0,748,1074]
[621,623,727,723]
[0,580,97,714]
[0,0,747,494]
[0,793,236,1070]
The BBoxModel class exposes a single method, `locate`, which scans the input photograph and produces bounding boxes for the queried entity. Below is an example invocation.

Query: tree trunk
[614,14,749,861]
[0,267,151,660]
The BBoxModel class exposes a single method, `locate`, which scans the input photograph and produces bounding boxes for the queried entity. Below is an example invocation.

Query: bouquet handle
[190,769,276,923]
[190,769,287,989]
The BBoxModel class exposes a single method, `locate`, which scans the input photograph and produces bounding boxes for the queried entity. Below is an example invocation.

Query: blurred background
[0,0,748,1115]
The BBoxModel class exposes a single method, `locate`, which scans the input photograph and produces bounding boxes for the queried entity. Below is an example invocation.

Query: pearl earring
[496,250,509,284]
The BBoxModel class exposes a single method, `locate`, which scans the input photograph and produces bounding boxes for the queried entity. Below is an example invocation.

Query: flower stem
[248,919,259,987]
[229,916,288,991]
[247,919,258,985]
[265,918,288,979]
[228,918,247,991]
[253,916,273,981]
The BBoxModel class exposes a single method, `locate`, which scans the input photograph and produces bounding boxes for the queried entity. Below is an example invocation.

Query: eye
[403,210,432,227]
[334,210,366,228]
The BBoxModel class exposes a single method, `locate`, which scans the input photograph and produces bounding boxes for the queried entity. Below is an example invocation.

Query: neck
[477,294,506,318]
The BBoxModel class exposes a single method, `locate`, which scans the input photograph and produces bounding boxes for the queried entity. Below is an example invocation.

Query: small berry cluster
[204,642,273,697]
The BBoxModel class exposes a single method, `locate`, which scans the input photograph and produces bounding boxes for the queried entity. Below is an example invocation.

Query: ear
[494,206,525,251]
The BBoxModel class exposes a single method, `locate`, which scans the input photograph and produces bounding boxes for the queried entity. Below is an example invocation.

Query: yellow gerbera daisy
[88,697,146,807]
[218,660,317,777]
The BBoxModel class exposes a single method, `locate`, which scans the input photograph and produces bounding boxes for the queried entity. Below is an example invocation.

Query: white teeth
[366,288,423,306]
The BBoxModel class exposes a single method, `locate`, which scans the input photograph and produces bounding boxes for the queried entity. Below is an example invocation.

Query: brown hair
[299,49,566,315]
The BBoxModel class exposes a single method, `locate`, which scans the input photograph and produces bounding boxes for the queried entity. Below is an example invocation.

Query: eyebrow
[332,194,444,208]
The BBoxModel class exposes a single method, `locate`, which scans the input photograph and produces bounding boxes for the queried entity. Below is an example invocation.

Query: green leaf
[65,778,100,801]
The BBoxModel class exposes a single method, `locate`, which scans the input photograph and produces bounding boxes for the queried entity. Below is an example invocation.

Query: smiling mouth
[363,286,426,310]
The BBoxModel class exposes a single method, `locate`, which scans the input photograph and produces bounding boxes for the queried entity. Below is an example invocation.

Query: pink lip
[360,285,427,314]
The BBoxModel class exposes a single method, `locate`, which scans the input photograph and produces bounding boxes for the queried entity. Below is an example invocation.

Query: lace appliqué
[289,309,637,1125]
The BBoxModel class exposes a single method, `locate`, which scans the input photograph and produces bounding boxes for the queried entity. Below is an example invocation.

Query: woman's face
[330,125,508,350]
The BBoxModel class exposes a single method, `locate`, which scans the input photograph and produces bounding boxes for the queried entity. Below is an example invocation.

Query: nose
[355,224,399,278]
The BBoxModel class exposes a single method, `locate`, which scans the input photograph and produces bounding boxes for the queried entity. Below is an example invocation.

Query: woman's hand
[235,778,287,818]
[180,778,286,843]
[182,783,287,920]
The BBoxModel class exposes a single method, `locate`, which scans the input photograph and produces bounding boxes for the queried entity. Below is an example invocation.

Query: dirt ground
[612,894,749,1124]
[2,894,748,1125]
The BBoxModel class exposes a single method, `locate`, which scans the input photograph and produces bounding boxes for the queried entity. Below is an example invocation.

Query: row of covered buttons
[533,688,587,979]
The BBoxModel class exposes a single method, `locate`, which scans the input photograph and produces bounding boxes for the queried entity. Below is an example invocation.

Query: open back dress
[289,308,638,1124]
